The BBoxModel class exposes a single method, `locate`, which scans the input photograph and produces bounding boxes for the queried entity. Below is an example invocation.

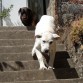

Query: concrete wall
[2,0,27,26]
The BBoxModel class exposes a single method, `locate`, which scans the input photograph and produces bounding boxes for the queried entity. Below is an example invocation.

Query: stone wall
[47,0,58,25]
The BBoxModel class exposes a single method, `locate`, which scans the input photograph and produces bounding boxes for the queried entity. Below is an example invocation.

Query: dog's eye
[43,41,46,43]
[49,41,53,44]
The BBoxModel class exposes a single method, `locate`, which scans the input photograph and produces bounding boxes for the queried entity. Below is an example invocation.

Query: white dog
[32,15,60,70]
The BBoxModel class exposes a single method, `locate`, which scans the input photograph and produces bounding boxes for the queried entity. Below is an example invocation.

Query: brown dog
[18,7,38,27]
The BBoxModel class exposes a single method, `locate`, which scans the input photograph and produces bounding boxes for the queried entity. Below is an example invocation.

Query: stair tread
[0,45,33,53]
[0,78,83,83]
[0,31,34,39]
[0,58,75,71]
[0,26,78,82]
[0,60,39,71]
[0,26,35,30]
[0,52,33,61]
[0,69,79,82]
[56,44,66,51]
[0,39,34,46]
[0,70,55,82]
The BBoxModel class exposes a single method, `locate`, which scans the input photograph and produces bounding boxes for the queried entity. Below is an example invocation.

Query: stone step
[0,78,83,83]
[0,41,66,53]
[0,68,79,82]
[0,45,33,53]
[0,40,64,51]
[0,26,32,31]
[0,39,64,49]
[0,70,55,82]
[0,51,70,61]
[0,27,78,83]
[0,39,34,46]
[56,44,66,51]
[0,61,39,71]
[0,52,33,61]
[0,30,34,39]
[0,59,75,71]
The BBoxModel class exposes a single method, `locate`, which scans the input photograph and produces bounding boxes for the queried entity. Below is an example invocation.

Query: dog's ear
[18,8,21,14]
[35,35,41,38]
[52,34,60,39]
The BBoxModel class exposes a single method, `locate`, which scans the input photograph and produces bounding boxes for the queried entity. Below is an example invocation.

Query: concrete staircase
[0,26,82,83]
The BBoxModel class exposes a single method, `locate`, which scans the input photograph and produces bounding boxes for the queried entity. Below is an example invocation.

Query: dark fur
[18,7,38,27]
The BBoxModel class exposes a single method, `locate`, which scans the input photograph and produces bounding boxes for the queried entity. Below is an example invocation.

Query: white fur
[32,15,60,70]
[35,15,55,36]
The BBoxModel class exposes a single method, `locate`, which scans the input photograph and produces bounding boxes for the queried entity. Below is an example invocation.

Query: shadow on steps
[53,68,79,79]
[0,61,25,71]
[53,51,70,68]
[53,51,79,79]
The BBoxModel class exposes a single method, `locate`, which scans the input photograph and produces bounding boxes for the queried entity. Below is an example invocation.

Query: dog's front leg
[32,38,40,56]
[32,38,47,70]
[35,49,47,70]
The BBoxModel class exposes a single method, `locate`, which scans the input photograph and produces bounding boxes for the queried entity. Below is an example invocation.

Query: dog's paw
[48,66,55,70]
[39,66,48,70]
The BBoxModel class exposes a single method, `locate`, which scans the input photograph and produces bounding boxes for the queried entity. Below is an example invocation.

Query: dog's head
[36,32,60,53]
[18,7,33,26]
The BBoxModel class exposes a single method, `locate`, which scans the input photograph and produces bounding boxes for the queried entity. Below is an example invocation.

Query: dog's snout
[22,15,27,19]
[45,50,49,53]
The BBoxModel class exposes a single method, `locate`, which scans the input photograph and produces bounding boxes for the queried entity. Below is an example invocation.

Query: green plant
[0,0,13,18]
